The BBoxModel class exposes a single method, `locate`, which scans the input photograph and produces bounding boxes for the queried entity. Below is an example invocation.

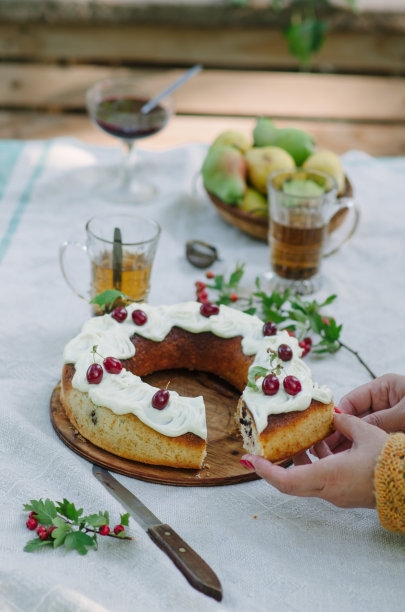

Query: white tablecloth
[0,138,404,612]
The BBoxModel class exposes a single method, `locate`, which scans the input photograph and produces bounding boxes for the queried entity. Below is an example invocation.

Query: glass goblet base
[95,166,157,204]
[261,270,323,296]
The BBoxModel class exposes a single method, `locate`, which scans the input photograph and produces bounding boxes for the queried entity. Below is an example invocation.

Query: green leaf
[24,538,53,553]
[56,499,83,523]
[243,307,257,316]
[285,17,327,65]
[82,514,108,528]
[228,264,245,288]
[25,499,57,525]
[247,366,269,390]
[120,513,130,527]
[319,294,337,308]
[90,289,126,307]
[64,531,96,556]
[51,517,71,548]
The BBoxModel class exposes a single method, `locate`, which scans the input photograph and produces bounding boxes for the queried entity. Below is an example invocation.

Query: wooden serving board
[50,369,261,487]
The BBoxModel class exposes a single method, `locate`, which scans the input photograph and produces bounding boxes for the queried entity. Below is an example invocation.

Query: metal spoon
[141,64,203,114]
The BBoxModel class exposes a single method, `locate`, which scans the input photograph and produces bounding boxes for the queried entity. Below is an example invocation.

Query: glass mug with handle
[60,213,161,307]
[266,168,359,295]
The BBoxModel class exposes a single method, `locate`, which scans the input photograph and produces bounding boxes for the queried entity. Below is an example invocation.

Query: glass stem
[121,140,135,188]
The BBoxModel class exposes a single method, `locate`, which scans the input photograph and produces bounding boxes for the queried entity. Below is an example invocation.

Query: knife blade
[92,465,222,602]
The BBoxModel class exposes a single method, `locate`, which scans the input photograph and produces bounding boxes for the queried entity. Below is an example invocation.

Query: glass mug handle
[59,241,89,301]
[323,198,360,258]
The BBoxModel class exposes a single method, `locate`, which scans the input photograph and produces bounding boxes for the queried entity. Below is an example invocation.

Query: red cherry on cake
[278,344,293,361]
[263,321,277,336]
[86,363,103,384]
[200,303,219,317]
[103,357,123,374]
[262,374,280,396]
[283,375,302,396]
[111,307,127,323]
[132,309,148,326]
[152,389,170,410]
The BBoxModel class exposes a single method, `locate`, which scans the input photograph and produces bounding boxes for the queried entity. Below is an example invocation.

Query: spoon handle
[141,64,203,114]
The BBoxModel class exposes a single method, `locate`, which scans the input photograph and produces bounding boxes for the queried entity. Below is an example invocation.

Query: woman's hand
[317,373,405,456]
[241,413,388,508]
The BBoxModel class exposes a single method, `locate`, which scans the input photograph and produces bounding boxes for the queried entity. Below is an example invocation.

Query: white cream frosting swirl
[63,301,332,438]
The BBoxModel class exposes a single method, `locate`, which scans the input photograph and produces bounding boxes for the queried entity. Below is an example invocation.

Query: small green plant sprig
[90,289,131,314]
[195,263,376,379]
[24,498,134,555]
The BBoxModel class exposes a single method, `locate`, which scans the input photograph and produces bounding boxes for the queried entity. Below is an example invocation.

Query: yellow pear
[245,146,295,194]
[239,187,268,217]
[303,150,345,195]
[212,130,252,154]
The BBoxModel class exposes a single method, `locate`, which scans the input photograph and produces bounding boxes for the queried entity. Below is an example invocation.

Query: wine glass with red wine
[86,77,173,203]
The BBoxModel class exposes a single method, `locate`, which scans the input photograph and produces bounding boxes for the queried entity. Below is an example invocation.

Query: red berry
[299,341,310,357]
[230,293,239,302]
[111,307,127,323]
[26,517,38,530]
[262,374,280,396]
[47,526,56,538]
[152,389,170,410]
[29,511,36,519]
[197,290,208,301]
[103,356,123,374]
[197,295,209,304]
[278,344,293,361]
[206,271,214,279]
[195,281,206,291]
[303,337,312,346]
[200,303,219,317]
[132,309,148,326]
[263,321,277,336]
[86,363,103,384]
[114,524,125,535]
[37,526,48,540]
[99,525,110,536]
[283,375,302,396]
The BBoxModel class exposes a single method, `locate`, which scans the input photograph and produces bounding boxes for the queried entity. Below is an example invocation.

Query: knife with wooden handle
[92,465,222,602]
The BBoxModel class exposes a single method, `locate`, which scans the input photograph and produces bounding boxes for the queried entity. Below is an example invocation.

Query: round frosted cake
[61,302,334,469]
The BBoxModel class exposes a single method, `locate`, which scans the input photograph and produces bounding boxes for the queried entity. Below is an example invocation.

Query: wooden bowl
[206,177,353,242]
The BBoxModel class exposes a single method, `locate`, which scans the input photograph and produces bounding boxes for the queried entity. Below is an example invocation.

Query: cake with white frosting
[61,301,334,468]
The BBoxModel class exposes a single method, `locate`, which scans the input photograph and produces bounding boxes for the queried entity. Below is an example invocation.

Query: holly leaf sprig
[196,264,376,379]
[24,498,133,555]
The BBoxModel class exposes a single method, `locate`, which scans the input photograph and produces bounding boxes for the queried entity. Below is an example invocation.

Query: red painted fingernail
[334,406,342,413]
[240,459,255,470]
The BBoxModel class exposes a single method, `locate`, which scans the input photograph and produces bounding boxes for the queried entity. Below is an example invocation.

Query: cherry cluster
[86,354,123,385]
[111,307,148,326]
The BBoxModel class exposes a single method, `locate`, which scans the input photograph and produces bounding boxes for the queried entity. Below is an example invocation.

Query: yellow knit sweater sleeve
[374,433,405,534]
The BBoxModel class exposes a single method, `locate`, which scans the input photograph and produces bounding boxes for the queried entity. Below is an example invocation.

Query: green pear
[202,144,247,204]
[239,187,268,217]
[303,150,345,195]
[212,130,252,154]
[245,146,295,194]
[253,117,316,165]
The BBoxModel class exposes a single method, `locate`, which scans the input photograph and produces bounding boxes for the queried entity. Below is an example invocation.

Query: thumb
[363,400,405,433]
[333,412,373,444]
